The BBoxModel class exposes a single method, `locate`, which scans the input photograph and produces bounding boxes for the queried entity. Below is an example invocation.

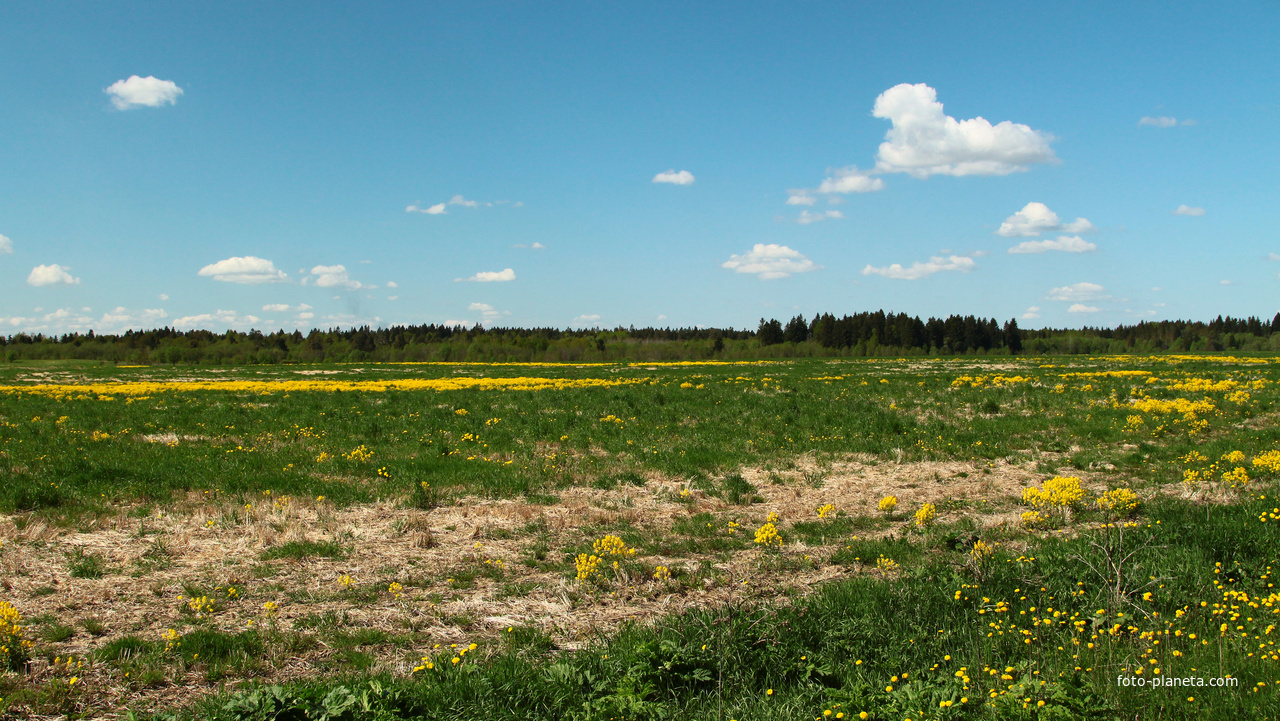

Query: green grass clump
[258,540,349,561]
[66,547,107,579]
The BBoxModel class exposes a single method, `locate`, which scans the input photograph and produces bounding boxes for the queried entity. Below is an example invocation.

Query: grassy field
[0,356,1278,719]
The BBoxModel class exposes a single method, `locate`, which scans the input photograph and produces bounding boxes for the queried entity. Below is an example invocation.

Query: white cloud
[1047,282,1107,302]
[385,281,398,288]
[1,306,167,333]
[199,256,288,284]
[1021,306,1041,320]
[652,170,695,185]
[158,293,169,301]
[308,264,365,289]
[298,311,315,320]
[1007,235,1097,254]
[1067,303,1099,313]
[815,166,885,193]
[104,75,183,110]
[27,264,80,286]
[406,202,447,214]
[1267,253,1280,262]
[657,314,668,321]
[1173,204,1205,216]
[171,309,262,330]
[871,83,1056,178]
[448,194,480,207]
[1219,280,1232,286]
[443,319,472,327]
[467,302,509,324]
[785,193,817,206]
[996,202,1095,237]
[513,242,546,249]
[795,210,844,224]
[456,268,516,282]
[0,234,11,254]
[100,306,167,326]
[262,303,313,313]
[721,244,821,280]
[1138,116,1178,127]
[571,314,602,326]
[860,254,976,281]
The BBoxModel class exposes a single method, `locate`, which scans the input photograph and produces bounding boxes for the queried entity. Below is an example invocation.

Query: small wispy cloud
[861,255,975,281]
[198,256,288,285]
[1047,282,1108,302]
[722,244,820,280]
[104,75,183,110]
[652,170,695,185]
[455,268,516,282]
[306,265,367,290]
[1007,235,1097,254]
[1173,204,1205,216]
[795,210,844,224]
[997,202,1094,237]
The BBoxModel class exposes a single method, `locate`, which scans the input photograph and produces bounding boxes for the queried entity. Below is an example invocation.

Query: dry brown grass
[0,456,1132,717]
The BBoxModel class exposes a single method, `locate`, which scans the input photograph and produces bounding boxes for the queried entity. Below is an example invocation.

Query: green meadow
[0,355,1277,719]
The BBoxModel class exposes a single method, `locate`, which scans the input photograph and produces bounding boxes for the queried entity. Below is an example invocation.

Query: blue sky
[1,1,1277,335]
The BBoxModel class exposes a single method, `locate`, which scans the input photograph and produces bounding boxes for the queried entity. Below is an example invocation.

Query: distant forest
[4,311,1280,365]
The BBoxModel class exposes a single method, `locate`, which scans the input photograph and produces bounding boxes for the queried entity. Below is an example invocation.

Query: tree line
[3,311,1279,365]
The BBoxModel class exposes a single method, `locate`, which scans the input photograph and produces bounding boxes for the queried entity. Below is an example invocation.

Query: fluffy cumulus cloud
[456,268,516,282]
[795,210,844,224]
[0,234,11,254]
[571,314,602,326]
[406,202,447,214]
[1047,282,1107,302]
[788,83,1054,203]
[1173,204,1205,216]
[1067,303,1099,313]
[871,83,1056,178]
[27,264,80,286]
[997,202,1095,237]
[721,244,820,280]
[307,265,366,289]
[1007,236,1097,254]
[198,256,288,284]
[1021,306,1041,320]
[652,170,695,185]
[104,75,183,110]
[860,255,976,281]
[171,309,262,330]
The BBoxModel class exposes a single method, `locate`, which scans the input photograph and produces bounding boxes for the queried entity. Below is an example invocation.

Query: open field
[1,356,1279,720]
